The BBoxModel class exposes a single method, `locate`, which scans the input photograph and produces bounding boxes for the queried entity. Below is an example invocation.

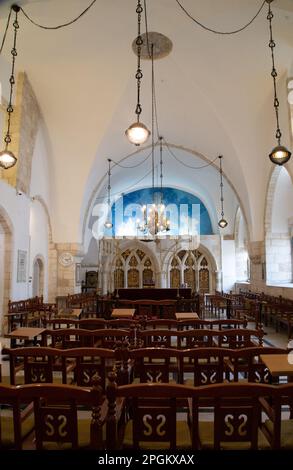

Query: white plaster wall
[30,123,53,214]
[28,200,49,300]
[271,167,293,234]
[222,239,236,293]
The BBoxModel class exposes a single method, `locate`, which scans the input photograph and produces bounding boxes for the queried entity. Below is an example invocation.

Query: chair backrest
[217,328,264,348]
[229,347,287,383]
[3,347,59,385]
[138,329,175,348]
[61,347,115,389]
[77,319,107,330]
[106,380,273,450]
[179,347,227,386]
[130,348,180,383]
[17,381,104,450]
[193,382,274,450]
[106,379,192,449]
[142,319,178,330]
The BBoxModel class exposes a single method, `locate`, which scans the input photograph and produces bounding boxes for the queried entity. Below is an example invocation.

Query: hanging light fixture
[0,5,20,170]
[137,136,170,236]
[104,158,113,229]
[266,0,291,165]
[136,45,170,238]
[218,155,228,229]
[125,0,150,146]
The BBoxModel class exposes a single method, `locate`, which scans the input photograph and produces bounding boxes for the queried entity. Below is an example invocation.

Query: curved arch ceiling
[0,0,292,243]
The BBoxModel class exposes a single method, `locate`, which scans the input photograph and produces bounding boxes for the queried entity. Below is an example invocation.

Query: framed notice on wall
[17,250,27,282]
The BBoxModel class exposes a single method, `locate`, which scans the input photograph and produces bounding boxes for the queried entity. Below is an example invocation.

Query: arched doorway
[0,208,13,333]
[32,256,44,297]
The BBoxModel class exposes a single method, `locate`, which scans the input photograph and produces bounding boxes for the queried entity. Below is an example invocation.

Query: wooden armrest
[259,397,275,421]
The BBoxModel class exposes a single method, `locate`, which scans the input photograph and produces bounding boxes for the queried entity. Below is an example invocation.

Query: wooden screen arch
[114,248,155,289]
[169,250,211,293]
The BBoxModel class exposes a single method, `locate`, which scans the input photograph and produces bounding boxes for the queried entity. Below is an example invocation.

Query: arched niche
[265,166,293,284]
[234,207,249,281]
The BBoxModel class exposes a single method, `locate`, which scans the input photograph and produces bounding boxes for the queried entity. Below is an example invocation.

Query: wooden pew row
[106,380,293,450]
[3,343,282,390]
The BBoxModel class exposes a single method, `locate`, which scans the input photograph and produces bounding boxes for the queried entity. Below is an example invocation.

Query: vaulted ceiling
[0,0,292,243]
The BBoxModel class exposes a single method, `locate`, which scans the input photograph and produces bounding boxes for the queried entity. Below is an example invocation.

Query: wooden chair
[60,347,115,389]
[225,347,286,383]
[193,382,272,450]
[217,328,264,348]
[142,319,178,330]
[178,329,215,349]
[138,329,175,348]
[179,348,227,386]
[3,347,74,385]
[76,319,107,330]
[106,378,192,449]
[17,380,104,450]
[129,348,180,384]
[0,383,34,449]
[261,383,293,449]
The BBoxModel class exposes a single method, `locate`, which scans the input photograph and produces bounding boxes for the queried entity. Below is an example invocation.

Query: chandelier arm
[95,167,154,201]
[0,7,12,55]
[19,0,97,30]
[175,0,266,35]
[163,139,219,170]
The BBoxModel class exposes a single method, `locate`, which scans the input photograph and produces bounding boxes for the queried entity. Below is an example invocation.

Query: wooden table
[260,354,293,378]
[175,312,199,321]
[4,327,45,348]
[111,308,135,319]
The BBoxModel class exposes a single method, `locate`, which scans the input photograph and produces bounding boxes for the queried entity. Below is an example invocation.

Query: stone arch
[81,142,250,247]
[0,206,13,333]
[264,166,293,284]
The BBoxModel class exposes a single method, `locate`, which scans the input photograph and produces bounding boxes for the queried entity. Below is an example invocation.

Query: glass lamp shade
[269,145,291,166]
[0,149,17,169]
[125,121,150,146]
[218,218,228,229]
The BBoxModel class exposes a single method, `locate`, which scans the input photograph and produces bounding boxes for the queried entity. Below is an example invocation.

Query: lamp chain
[159,136,163,204]
[4,7,19,150]
[107,158,112,208]
[135,0,143,121]
[219,156,225,218]
[267,2,281,145]
[151,42,155,190]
